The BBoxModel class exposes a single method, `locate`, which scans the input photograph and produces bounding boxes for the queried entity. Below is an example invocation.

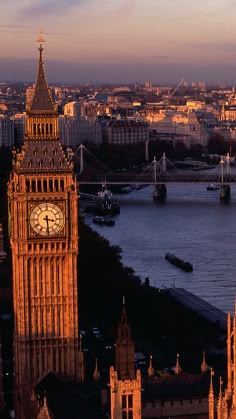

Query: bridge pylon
[152,154,167,201]
[220,155,231,201]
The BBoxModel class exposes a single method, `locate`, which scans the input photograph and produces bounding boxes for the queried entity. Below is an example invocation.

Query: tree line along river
[83,183,236,315]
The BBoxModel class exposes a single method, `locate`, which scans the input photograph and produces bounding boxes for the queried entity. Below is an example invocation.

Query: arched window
[32,179,36,192]
[37,179,41,192]
[60,179,64,191]
[50,123,53,134]
[43,179,47,192]
[55,179,59,192]
[49,179,53,192]
[33,124,36,135]
[26,180,30,192]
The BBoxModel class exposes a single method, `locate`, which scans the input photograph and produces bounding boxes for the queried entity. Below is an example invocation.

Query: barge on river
[165,253,193,272]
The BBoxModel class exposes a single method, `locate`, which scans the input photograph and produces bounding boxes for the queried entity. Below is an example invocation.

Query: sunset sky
[1,0,236,84]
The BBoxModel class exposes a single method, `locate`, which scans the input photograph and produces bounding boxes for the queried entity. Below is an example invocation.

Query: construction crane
[169,78,185,97]
[162,78,185,106]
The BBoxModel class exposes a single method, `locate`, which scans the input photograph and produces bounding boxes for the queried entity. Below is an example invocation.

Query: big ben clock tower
[8,32,83,417]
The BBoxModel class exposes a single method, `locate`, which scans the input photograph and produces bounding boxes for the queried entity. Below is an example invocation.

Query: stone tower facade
[210,308,236,418]
[8,32,81,418]
[110,300,142,419]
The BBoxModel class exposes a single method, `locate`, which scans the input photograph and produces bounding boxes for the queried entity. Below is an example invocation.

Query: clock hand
[44,215,50,234]
[43,215,55,234]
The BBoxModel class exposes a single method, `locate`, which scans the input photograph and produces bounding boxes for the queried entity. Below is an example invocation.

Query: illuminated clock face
[30,202,64,236]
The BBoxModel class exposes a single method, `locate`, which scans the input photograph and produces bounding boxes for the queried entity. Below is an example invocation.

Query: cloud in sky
[18,0,88,18]
[114,0,137,16]
[1,0,236,83]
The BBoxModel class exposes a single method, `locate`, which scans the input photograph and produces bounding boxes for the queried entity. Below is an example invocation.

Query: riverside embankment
[79,219,227,373]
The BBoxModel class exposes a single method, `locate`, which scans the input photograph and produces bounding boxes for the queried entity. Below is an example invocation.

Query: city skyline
[1,0,236,84]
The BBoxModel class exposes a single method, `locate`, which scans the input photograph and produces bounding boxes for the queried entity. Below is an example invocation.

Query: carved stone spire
[174,353,182,375]
[147,354,154,377]
[217,376,223,419]
[29,29,55,113]
[201,351,207,374]
[115,298,135,380]
[93,358,100,383]
[208,368,215,419]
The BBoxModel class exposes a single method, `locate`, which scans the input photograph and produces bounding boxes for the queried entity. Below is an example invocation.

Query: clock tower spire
[8,31,81,419]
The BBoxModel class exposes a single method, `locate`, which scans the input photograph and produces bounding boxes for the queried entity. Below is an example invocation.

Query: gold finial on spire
[201,351,207,374]
[37,29,45,51]
[37,28,45,43]
[123,296,125,306]
[147,354,154,377]
[210,368,214,389]
[174,353,182,375]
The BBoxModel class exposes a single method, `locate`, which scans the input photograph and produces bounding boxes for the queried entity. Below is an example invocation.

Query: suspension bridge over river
[75,145,235,187]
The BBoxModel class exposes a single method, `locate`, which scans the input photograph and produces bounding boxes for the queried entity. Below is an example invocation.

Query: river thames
[84,184,236,314]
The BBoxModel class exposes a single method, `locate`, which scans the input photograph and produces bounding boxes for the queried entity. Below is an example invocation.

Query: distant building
[59,115,102,147]
[64,101,81,118]
[59,115,80,147]
[220,104,236,121]
[0,115,14,147]
[144,81,152,89]
[147,111,208,147]
[25,86,35,111]
[186,101,205,111]
[77,117,102,145]
[101,119,149,145]
[10,113,26,146]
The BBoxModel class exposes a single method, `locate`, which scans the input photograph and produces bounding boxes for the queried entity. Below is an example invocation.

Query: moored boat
[165,252,193,272]
[93,216,115,226]
[96,183,120,215]
[219,184,230,201]
[153,184,167,201]
[207,183,220,191]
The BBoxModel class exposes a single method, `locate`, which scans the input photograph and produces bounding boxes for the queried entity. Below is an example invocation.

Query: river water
[83,184,236,314]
